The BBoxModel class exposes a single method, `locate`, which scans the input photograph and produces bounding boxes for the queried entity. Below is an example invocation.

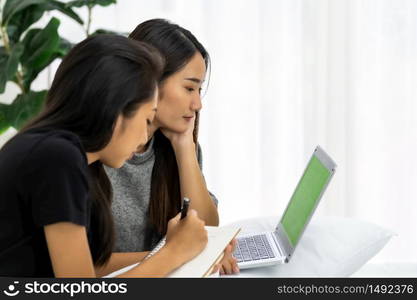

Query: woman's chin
[161,124,188,134]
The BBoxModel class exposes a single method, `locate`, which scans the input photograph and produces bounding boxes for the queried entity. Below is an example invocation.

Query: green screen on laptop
[280,155,331,247]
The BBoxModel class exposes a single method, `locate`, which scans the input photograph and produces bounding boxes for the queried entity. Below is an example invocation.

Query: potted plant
[0,0,118,136]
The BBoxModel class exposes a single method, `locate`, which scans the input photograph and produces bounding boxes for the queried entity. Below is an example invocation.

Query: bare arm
[44,223,177,277]
[44,222,96,277]
[174,143,219,226]
[95,252,149,277]
[114,246,183,277]
[44,212,207,277]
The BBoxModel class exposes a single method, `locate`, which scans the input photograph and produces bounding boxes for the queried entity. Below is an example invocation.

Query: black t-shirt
[0,128,91,277]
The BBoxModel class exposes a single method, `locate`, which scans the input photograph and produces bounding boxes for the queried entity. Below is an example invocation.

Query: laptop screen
[280,155,331,247]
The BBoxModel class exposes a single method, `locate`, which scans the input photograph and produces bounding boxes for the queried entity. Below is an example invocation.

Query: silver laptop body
[234,145,337,269]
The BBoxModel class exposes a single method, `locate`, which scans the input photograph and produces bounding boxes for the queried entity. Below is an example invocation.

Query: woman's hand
[165,209,208,264]
[214,239,239,275]
[160,117,195,153]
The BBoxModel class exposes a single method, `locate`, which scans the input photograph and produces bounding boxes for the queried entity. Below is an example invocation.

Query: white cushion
[224,216,395,277]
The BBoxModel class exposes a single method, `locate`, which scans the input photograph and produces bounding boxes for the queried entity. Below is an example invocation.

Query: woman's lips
[183,116,194,121]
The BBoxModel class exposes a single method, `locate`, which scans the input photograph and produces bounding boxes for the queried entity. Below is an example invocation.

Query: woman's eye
[186,87,195,92]
[146,119,151,125]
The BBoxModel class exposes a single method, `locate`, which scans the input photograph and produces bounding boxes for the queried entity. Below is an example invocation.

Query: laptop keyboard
[233,234,276,263]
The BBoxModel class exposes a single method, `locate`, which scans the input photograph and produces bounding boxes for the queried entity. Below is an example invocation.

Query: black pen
[143,197,190,262]
[180,197,190,220]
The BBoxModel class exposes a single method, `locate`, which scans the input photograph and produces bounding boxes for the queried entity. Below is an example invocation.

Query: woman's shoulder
[34,128,84,156]
[10,128,87,171]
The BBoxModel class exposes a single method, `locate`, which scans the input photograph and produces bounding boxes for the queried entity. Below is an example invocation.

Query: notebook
[104,225,240,278]
[169,226,240,277]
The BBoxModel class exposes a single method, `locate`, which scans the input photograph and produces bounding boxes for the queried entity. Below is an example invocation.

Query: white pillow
[224,216,395,277]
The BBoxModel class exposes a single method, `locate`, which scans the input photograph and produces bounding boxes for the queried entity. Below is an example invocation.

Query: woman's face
[154,52,206,133]
[100,90,158,168]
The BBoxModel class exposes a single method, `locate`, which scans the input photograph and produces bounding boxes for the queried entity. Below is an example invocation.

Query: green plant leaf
[21,36,72,91]
[0,48,8,92]
[57,37,74,57]
[0,43,24,93]
[22,55,57,92]
[56,37,73,57]
[0,103,10,134]
[4,90,47,130]
[91,28,125,36]
[66,0,116,8]
[20,17,60,71]
[6,1,83,43]
[6,4,44,43]
[2,0,46,26]
[44,1,84,25]
[20,36,72,91]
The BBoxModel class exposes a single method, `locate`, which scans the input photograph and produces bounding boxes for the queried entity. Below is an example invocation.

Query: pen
[143,197,191,262]
[180,197,190,220]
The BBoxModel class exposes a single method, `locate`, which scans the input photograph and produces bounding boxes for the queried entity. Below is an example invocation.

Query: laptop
[234,145,337,269]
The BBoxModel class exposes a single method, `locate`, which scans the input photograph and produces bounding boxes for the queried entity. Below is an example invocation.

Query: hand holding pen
[180,197,190,220]
[144,197,206,262]
[164,197,208,262]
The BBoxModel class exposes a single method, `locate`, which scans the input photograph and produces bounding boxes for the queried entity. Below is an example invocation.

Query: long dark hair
[129,19,210,236]
[20,34,164,265]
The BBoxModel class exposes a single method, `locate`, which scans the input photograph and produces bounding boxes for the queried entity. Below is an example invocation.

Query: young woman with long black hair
[0,34,208,277]
[105,19,239,275]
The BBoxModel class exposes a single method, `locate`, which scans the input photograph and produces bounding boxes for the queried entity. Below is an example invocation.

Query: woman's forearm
[95,251,149,277]
[115,245,183,277]
[174,144,219,226]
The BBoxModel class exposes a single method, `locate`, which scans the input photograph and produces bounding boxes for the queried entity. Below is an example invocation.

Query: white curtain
[2,0,416,263]
[196,0,417,264]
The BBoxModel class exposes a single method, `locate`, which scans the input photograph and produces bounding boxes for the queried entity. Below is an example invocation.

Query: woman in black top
[0,34,208,277]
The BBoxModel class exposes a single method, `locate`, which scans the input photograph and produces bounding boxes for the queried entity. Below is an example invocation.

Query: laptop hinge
[272,230,289,262]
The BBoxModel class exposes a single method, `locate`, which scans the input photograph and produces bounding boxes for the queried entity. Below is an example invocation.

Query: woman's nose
[191,95,202,111]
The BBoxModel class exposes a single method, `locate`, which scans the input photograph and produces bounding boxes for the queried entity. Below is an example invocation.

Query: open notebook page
[168,226,240,277]
[104,226,240,278]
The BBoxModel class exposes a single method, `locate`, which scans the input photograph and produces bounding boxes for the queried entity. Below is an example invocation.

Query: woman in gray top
[105,19,238,275]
